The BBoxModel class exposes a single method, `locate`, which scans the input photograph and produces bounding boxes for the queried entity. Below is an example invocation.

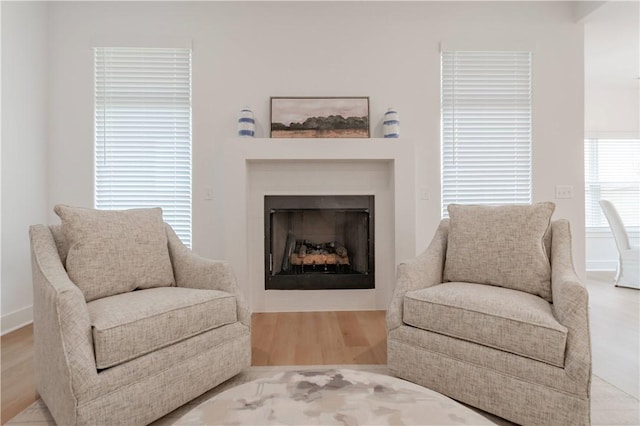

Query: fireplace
[265,195,374,290]
[223,139,415,311]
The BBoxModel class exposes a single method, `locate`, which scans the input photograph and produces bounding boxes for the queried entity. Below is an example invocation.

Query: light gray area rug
[8,365,640,426]
[154,368,496,425]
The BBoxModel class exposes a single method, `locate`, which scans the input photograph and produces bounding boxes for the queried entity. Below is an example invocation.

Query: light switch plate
[555,185,574,199]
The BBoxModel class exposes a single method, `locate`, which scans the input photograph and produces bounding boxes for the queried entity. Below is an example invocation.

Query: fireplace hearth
[265,195,374,290]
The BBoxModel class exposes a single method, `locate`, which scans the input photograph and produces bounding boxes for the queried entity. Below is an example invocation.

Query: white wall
[46,1,585,267]
[1,2,49,333]
[0,1,578,316]
[586,87,639,138]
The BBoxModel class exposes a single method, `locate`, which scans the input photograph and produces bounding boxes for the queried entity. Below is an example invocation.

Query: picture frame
[270,96,370,138]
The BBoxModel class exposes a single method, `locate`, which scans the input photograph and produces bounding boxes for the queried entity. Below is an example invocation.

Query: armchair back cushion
[54,205,175,302]
[443,202,555,301]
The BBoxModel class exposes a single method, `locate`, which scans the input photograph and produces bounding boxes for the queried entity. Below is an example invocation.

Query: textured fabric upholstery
[78,328,250,426]
[88,287,237,369]
[444,202,555,301]
[550,220,592,388]
[165,224,252,328]
[29,221,251,426]
[54,205,175,302]
[403,282,568,367]
[388,337,590,426]
[388,218,591,426]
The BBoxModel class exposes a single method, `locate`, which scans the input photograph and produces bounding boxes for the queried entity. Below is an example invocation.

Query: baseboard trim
[1,305,33,335]
[586,260,617,271]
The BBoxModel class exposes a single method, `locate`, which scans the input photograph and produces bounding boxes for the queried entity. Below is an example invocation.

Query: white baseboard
[586,260,617,271]
[1,305,33,335]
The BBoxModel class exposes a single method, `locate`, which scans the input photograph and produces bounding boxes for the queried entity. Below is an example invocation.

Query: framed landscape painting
[270,97,370,138]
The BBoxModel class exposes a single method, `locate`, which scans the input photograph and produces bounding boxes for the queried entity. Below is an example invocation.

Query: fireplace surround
[222,138,415,312]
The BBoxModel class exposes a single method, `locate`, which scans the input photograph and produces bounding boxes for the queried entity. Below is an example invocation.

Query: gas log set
[282,237,351,274]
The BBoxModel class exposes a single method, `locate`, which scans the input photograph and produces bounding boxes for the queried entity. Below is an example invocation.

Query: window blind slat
[441,51,532,218]
[584,139,640,228]
[95,47,193,247]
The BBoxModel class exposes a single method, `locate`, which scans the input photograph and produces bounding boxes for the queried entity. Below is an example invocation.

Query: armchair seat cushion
[403,282,568,367]
[88,287,237,369]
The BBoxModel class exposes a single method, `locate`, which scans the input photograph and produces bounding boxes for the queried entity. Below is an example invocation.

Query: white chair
[599,199,639,289]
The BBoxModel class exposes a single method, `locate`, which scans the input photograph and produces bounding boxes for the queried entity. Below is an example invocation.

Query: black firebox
[264,195,374,290]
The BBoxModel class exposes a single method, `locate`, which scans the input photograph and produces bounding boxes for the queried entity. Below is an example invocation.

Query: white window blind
[441,51,532,218]
[585,138,640,228]
[95,47,192,247]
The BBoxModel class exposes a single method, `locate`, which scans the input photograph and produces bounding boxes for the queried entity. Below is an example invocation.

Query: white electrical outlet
[555,185,574,199]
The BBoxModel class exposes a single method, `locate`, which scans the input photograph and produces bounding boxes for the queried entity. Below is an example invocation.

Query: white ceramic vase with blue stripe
[383,108,400,138]
[237,107,255,137]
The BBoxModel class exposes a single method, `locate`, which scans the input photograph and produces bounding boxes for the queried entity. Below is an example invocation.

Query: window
[441,51,532,217]
[585,138,640,228]
[95,47,192,246]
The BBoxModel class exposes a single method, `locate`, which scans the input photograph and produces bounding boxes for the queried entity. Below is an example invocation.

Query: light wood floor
[251,310,387,366]
[2,273,638,424]
[0,310,385,424]
[587,271,640,399]
[1,324,37,425]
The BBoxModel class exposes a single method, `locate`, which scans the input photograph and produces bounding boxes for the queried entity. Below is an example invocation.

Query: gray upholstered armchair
[30,205,251,425]
[387,203,591,426]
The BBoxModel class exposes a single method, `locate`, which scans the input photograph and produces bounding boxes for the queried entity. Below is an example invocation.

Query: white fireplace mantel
[222,138,416,312]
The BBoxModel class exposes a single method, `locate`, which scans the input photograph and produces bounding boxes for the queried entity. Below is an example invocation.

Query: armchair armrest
[386,220,449,331]
[550,220,591,393]
[30,225,98,421]
[166,225,251,328]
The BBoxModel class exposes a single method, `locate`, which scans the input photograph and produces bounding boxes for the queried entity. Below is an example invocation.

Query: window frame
[440,50,533,218]
[94,46,193,247]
